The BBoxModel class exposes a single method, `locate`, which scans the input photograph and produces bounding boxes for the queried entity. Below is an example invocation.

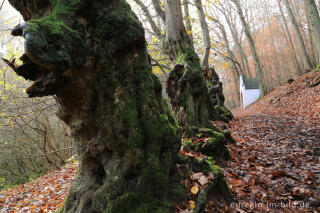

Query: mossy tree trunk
[164,0,232,136]
[131,0,232,135]
[7,0,183,212]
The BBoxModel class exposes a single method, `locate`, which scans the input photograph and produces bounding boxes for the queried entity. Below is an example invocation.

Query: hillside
[227,71,320,212]
[234,71,320,120]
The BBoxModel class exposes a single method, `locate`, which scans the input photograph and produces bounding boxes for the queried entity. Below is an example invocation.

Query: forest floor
[1,71,320,212]
[224,71,320,213]
[0,162,76,212]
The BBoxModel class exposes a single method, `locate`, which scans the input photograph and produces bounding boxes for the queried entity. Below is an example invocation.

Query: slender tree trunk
[277,0,303,76]
[152,0,166,23]
[263,0,282,86]
[195,0,210,68]
[214,18,241,105]
[224,16,250,77]
[183,0,194,44]
[231,0,265,96]
[283,0,313,71]
[0,0,5,10]
[304,4,318,66]
[303,0,320,65]
[133,0,162,39]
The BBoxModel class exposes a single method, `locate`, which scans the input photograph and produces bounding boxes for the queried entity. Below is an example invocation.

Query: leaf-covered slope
[0,162,77,212]
[226,71,320,212]
[235,71,320,120]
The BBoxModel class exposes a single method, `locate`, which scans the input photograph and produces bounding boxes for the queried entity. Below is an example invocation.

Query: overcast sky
[1,0,22,25]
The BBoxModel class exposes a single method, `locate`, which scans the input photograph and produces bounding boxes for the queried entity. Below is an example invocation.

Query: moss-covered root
[194,159,233,212]
[205,67,233,122]
[182,128,231,161]
[177,154,234,212]
[193,173,234,212]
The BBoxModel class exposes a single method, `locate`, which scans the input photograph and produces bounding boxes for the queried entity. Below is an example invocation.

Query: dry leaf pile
[0,162,77,213]
[226,71,320,212]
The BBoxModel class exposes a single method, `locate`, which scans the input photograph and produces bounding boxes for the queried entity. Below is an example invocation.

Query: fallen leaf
[189,200,195,210]
[191,185,199,195]
[190,172,203,180]
[198,175,208,186]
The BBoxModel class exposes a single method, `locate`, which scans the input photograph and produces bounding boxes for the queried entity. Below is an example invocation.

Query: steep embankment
[226,71,320,212]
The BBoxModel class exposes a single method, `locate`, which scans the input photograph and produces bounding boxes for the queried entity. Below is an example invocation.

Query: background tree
[303,0,320,67]
[283,0,313,71]
[231,0,266,96]
[277,0,303,75]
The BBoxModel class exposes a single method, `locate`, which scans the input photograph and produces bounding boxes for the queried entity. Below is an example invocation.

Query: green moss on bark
[9,0,234,211]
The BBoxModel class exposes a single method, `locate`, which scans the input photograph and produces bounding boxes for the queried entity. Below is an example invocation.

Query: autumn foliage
[0,161,77,212]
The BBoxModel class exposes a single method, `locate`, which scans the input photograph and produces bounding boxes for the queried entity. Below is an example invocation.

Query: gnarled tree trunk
[7,0,182,212]
[164,0,232,136]
[6,0,235,212]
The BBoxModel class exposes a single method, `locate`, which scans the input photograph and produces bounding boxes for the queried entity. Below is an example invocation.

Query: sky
[1,0,22,27]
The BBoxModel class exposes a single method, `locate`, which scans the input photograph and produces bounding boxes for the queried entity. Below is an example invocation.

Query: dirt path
[225,113,320,212]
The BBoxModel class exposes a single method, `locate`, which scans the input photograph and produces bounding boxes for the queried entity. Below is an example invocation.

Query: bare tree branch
[152,0,165,23]
[150,57,169,77]
[133,0,163,39]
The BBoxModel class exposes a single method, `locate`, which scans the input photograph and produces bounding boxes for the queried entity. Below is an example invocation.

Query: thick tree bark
[283,0,313,71]
[277,0,302,76]
[164,0,232,135]
[7,0,234,212]
[303,0,320,66]
[231,0,265,96]
[133,0,232,133]
[7,0,182,212]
